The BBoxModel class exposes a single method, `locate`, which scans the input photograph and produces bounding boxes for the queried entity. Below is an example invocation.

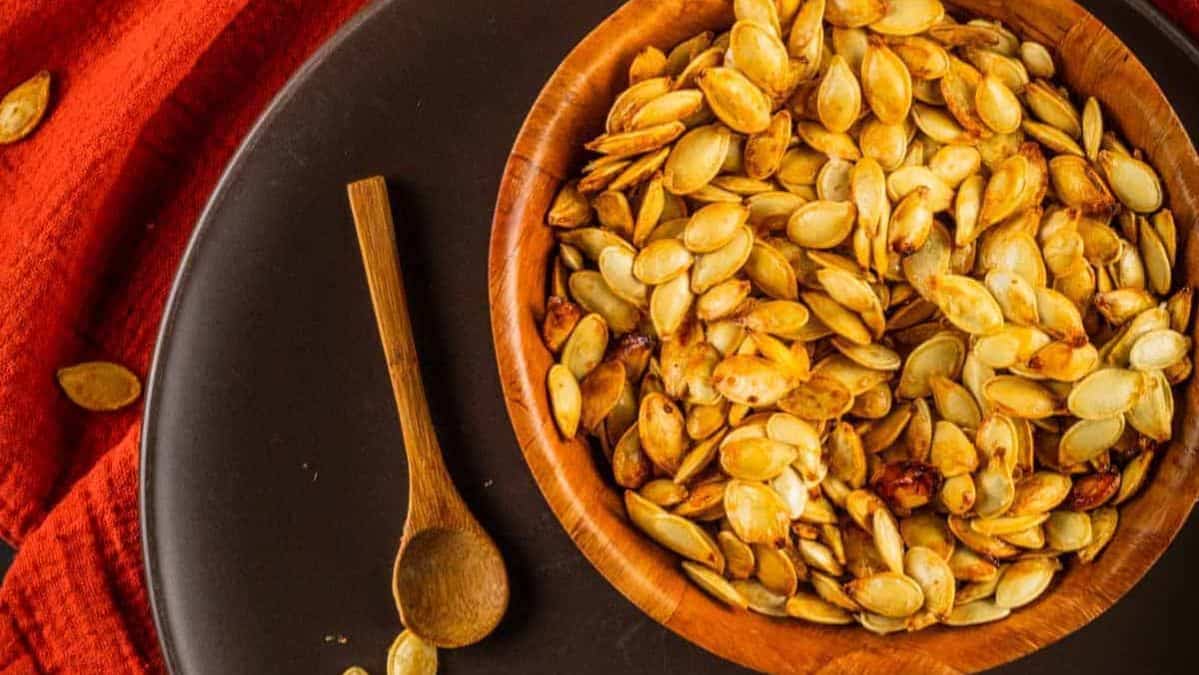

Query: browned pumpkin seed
[682,560,748,608]
[1020,41,1055,78]
[870,0,946,36]
[982,376,1062,420]
[796,120,863,160]
[713,354,798,406]
[1126,369,1173,442]
[945,600,1010,626]
[1099,150,1163,214]
[779,373,854,420]
[725,480,792,545]
[697,67,773,134]
[579,361,626,432]
[626,491,724,570]
[569,272,641,334]
[846,572,925,618]
[786,591,855,624]
[1044,510,1093,552]
[1077,506,1118,563]
[663,125,730,195]
[1050,155,1116,216]
[0,71,51,144]
[691,226,754,293]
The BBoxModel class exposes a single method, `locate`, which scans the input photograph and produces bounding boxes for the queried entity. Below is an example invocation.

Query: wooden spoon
[347,176,509,648]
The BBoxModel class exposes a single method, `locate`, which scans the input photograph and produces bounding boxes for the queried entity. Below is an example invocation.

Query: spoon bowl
[393,528,509,648]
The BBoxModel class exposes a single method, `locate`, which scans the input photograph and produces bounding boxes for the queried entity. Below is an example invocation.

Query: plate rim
[139,1,394,672]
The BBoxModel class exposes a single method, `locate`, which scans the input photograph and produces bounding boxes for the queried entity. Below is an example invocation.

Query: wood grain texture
[488,2,1199,672]
[349,177,509,648]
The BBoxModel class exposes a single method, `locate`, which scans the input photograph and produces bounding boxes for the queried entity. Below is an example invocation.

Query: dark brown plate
[143,0,1198,672]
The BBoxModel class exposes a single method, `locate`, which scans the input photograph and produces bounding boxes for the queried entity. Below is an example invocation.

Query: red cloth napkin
[0,0,1196,673]
[0,1,367,672]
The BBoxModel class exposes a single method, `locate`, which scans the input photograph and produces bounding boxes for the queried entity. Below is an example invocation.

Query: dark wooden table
[140,1,1198,673]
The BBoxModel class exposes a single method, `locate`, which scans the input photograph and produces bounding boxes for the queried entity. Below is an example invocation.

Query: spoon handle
[347,176,473,534]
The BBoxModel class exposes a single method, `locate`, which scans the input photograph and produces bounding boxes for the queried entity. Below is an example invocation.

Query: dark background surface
[138,0,1196,673]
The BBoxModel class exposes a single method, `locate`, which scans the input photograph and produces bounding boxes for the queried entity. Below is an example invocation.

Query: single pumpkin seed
[579,360,626,433]
[586,122,686,158]
[721,437,799,480]
[729,20,792,96]
[744,111,792,180]
[1128,329,1188,371]
[1099,150,1162,214]
[1066,368,1143,419]
[0,71,51,144]
[569,272,641,334]
[753,543,800,595]
[1020,41,1055,78]
[626,491,724,570]
[713,354,797,407]
[817,55,864,133]
[975,75,1022,135]
[681,560,748,609]
[861,36,913,125]
[944,600,1010,626]
[786,591,855,624]
[803,291,874,345]
[56,361,141,411]
[982,375,1062,420]
[725,479,792,545]
[845,572,925,618]
[796,120,863,160]
[649,273,694,337]
[787,200,858,249]
[1044,510,1093,551]
[869,0,946,36]
[1126,369,1173,442]
[691,226,754,293]
[717,530,756,580]
[697,279,752,321]
[663,125,731,195]
[387,629,438,675]
[1082,97,1103,160]
[598,246,649,308]
[1077,506,1118,563]
[1049,155,1116,216]
[1138,217,1172,296]
[897,331,966,399]
[905,546,955,617]
[697,67,773,134]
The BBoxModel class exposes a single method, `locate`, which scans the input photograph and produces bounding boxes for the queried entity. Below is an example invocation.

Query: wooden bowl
[489,1,1199,671]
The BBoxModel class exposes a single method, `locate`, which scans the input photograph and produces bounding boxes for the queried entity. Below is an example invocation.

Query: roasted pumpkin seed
[56,361,142,412]
[0,71,51,144]
[626,491,724,570]
[388,630,438,675]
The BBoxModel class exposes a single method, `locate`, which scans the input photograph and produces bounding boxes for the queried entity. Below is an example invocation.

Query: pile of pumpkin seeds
[541,0,1193,632]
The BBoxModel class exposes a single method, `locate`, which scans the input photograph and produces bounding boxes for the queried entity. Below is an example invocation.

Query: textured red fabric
[0,0,1195,672]
[0,0,367,672]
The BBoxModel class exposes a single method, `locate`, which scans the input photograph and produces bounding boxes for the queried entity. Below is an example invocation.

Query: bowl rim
[488,0,1199,671]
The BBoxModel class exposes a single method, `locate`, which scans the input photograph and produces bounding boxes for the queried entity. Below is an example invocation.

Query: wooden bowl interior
[489,1,1199,672]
